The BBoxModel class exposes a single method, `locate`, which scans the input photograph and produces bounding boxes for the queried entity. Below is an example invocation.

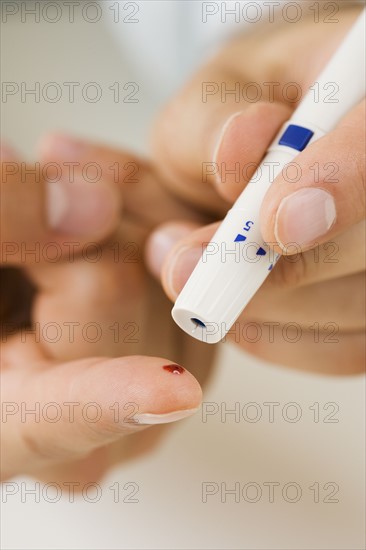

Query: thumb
[260,100,366,253]
[1,341,201,479]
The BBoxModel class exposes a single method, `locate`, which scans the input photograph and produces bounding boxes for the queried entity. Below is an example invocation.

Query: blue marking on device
[234,234,247,242]
[256,247,266,256]
[279,124,314,151]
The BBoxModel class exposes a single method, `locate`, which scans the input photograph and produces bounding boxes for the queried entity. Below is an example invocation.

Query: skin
[1,4,364,482]
[0,139,215,483]
[146,5,365,375]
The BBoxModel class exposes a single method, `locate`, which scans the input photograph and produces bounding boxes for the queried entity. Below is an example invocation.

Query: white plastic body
[172,10,366,344]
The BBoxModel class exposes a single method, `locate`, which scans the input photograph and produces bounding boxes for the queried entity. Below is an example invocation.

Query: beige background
[1,3,365,549]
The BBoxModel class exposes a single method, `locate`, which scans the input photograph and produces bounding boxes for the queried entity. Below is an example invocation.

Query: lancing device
[172,9,366,344]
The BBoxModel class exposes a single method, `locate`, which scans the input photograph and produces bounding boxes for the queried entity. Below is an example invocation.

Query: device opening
[191,317,206,329]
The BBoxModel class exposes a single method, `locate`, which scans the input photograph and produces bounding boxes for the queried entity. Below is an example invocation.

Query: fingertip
[38,133,122,239]
[161,223,219,300]
[145,221,200,281]
[17,355,203,465]
[46,176,121,239]
[73,356,202,427]
[162,245,203,300]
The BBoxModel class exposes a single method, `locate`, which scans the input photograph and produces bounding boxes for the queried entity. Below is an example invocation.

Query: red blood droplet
[163,364,185,375]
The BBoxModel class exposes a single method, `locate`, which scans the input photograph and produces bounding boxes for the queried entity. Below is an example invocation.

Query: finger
[243,271,365,330]
[25,220,147,361]
[151,11,360,210]
[237,324,365,376]
[1,340,202,479]
[23,217,216,389]
[38,133,210,229]
[37,132,140,187]
[153,222,365,327]
[152,66,290,209]
[161,225,363,321]
[160,223,219,301]
[154,216,365,301]
[147,225,364,374]
[1,160,121,265]
[145,221,202,280]
[260,100,366,254]
[266,221,366,288]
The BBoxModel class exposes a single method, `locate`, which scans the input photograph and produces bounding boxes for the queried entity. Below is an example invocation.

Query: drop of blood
[163,364,185,375]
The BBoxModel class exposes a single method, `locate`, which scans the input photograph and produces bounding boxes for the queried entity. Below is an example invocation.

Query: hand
[147,6,365,375]
[0,136,214,482]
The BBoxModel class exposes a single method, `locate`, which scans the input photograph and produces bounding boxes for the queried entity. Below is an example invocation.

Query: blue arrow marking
[234,234,247,242]
[256,247,266,256]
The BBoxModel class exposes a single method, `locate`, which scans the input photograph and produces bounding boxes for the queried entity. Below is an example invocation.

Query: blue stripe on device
[278,125,314,151]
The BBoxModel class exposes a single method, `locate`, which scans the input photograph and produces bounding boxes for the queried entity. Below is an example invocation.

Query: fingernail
[47,178,119,236]
[275,188,336,249]
[212,112,243,185]
[166,245,203,297]
[133,407,199,425]
[39,134,88,161]
[146,224,194,280]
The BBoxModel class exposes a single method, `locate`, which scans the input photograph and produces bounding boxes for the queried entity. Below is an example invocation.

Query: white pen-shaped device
[172,9,366,344]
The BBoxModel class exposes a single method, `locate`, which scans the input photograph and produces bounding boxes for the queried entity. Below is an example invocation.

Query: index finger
[1,342,202,479]
[150,12,359,210]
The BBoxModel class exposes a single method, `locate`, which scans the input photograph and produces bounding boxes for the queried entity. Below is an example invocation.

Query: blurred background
[1,2,365,549]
